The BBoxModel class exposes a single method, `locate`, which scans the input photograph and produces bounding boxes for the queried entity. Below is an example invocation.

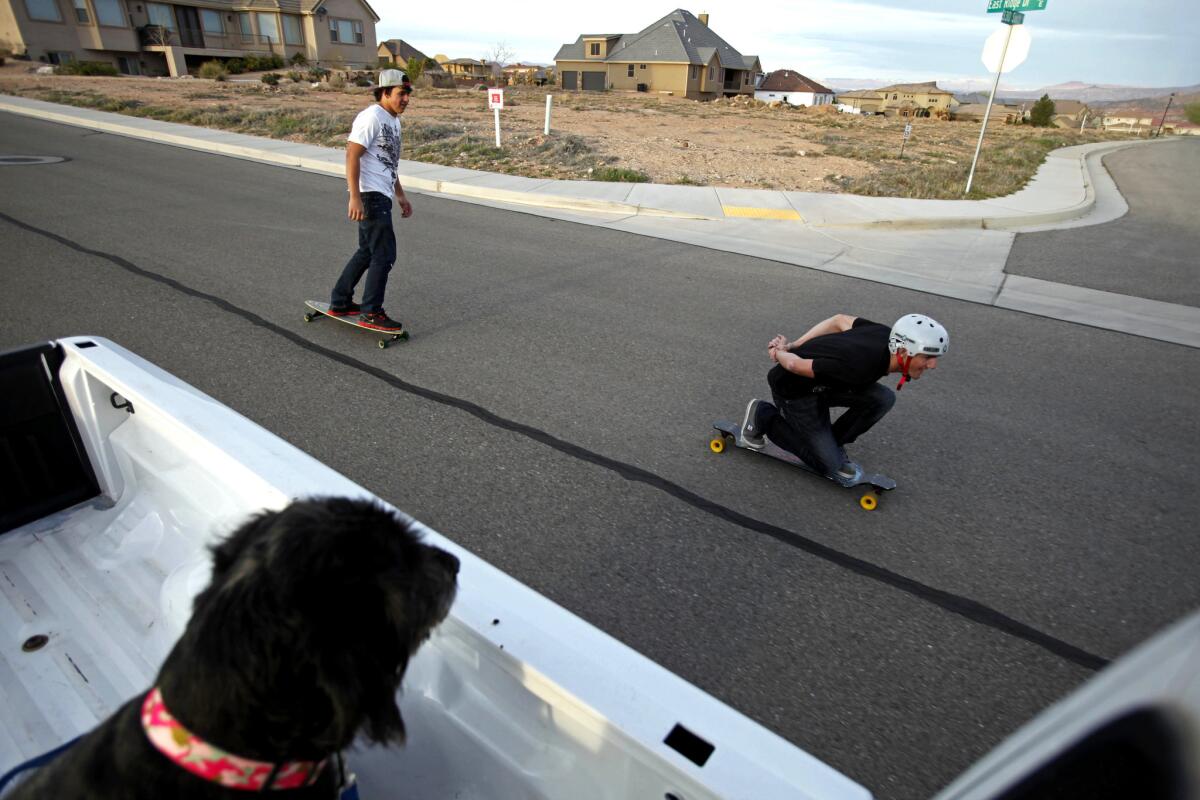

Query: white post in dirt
[1079,111,1088,133]
[488,87,505,148]
[965,24,1013,195]
[544,94,553,135]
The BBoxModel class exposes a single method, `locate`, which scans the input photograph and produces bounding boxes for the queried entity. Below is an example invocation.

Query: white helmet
[889,314,949,358]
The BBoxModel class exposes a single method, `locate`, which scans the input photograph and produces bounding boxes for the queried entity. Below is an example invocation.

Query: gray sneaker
[740,398,767,449]
[835,460,862,484]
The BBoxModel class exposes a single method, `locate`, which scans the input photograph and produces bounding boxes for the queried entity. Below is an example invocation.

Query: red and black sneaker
[327,301,361,317]
[358,310,404,332]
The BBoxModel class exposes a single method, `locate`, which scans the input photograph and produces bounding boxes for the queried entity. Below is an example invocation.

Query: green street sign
[1001,9,1025,24]
[988,0,1047,12]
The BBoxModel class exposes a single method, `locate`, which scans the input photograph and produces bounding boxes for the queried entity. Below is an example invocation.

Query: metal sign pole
[544,94,553,135]
[965,21,1014,195]
[494,107,501,147]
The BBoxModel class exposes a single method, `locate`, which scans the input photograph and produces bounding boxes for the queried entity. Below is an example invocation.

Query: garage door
[582,71,605,91]
[561,71,576,90]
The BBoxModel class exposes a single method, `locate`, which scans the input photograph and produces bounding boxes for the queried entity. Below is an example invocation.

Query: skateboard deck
[710,419,896,510]
[303,301,410,349]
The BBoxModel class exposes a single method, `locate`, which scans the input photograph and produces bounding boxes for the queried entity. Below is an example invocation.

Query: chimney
[699,12,709,25]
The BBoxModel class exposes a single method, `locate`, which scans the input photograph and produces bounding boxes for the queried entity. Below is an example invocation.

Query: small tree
[404,56,424,82]
[1186,102,1200,125]
[1029,94,1055,127]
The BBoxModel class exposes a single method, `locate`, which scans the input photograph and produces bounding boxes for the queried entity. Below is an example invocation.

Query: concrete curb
[0,93,1173,233]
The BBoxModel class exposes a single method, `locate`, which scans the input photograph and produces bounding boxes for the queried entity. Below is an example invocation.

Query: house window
[47,50,74,63]
[639,64,646,69]
[93,0,123,26]
[147,2,175,30]
[200,8,222,34]
[72,0,89,24]
[590,42,600,55]
[708,66,714,80]
[25,0,62,22]
[282,13,302,45]
[255,12,278,43]
[627,64,633,77]
[690,65,697,79]
[892,94,898,99]
[331,18,360,44]
[238,11,252,38]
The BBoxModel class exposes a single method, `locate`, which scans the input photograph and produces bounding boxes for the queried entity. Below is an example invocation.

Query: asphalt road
[3,114,1199,799]
[1007,137,1200,308]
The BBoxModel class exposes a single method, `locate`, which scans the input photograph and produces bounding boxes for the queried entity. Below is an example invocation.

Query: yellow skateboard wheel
[859,493,878,511]
[709,436,725,454]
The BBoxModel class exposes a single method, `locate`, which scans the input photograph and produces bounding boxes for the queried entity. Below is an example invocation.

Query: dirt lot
[0,63,1132,199]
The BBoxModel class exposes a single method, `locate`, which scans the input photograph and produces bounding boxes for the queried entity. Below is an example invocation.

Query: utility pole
[1154,93,1174,138]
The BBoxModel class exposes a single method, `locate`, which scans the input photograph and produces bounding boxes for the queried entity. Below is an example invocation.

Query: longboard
[710,419,896,511]
[303,301,410,349]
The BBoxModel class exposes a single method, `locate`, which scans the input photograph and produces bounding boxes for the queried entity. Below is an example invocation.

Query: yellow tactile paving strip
[721,205,803,220]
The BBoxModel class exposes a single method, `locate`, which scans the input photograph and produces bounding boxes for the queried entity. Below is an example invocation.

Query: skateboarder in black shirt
[740,313,949,485]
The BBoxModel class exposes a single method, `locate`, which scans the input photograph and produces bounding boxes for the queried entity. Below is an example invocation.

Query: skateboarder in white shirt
[740,314,949,485]
[327,69,414,332]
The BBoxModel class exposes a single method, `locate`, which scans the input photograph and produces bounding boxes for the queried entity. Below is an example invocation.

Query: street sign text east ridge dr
[987,0,1047,12]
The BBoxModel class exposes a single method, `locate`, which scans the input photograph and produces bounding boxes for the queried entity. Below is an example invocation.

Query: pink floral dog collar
[141,687,327,790]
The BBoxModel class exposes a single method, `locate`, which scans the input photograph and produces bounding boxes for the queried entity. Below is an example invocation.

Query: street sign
[987,0,1046,11]
[1001,9,1024,24]
[903,122,913,138]
[488,88,504,110]
[982,24,1031,73]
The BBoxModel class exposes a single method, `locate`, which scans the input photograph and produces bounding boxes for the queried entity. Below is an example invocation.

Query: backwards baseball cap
[376,69,412,92]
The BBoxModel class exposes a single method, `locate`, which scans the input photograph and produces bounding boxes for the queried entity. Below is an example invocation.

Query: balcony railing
[138,25,280,53]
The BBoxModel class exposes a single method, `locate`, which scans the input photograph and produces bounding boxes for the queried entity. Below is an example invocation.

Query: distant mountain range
[826,78,1200,106]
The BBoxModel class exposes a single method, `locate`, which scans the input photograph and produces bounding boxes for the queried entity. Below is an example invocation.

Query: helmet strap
[896,353,911,391]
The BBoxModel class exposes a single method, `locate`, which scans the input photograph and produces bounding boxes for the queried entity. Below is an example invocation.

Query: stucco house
[377,37,435,70]
[837,81,957,117]
[754,69,833,106]
[435,54,488,83]
[953,103,1022,124]
[0,0,380,76]
[554,9,759,100]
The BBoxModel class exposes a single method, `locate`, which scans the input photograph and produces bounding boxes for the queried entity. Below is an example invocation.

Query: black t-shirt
[768,318,891,399]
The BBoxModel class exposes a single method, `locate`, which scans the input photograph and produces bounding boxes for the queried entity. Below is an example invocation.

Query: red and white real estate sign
[488,89,504,110]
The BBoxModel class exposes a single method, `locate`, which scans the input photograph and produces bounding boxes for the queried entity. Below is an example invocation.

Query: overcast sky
[375,0,1199,90]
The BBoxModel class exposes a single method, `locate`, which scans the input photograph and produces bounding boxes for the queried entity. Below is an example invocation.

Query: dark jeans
[332,192,396,313]
[760,383,895,477]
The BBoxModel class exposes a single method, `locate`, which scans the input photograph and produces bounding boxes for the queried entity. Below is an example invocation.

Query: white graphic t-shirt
[348,104,402,199]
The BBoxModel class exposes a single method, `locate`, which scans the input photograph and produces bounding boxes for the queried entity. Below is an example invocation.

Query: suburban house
[377,37,434,70]
[835,89,885,114]
[435,54,488,83]
[501,62,544,84]
[554,9,760,100]
[953,102,1023,124]
[1049,98,1090,128]
[1102,112,1154,133]
[837,81,957,117]
[0,0,380,76]
[753,69,833,106]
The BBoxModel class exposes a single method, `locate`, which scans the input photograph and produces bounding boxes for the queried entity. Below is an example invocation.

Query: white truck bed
[0,336,869,800]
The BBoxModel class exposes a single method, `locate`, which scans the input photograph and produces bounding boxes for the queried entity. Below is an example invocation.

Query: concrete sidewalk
[2,93,1197,348]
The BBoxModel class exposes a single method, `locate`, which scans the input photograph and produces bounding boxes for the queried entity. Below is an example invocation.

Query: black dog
[11,496,459,799]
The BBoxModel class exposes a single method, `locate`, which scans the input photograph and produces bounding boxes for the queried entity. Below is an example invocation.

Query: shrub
[591,166,649,182]
[353,75,371,87]
[226,58,245,75]
[289,52,308,66]
[58,61,119,76]
[307,67,330,82]
[199,60,227,80]
[1029,94,1055,127]
[286,70,304,83]
[261,72,281,86]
